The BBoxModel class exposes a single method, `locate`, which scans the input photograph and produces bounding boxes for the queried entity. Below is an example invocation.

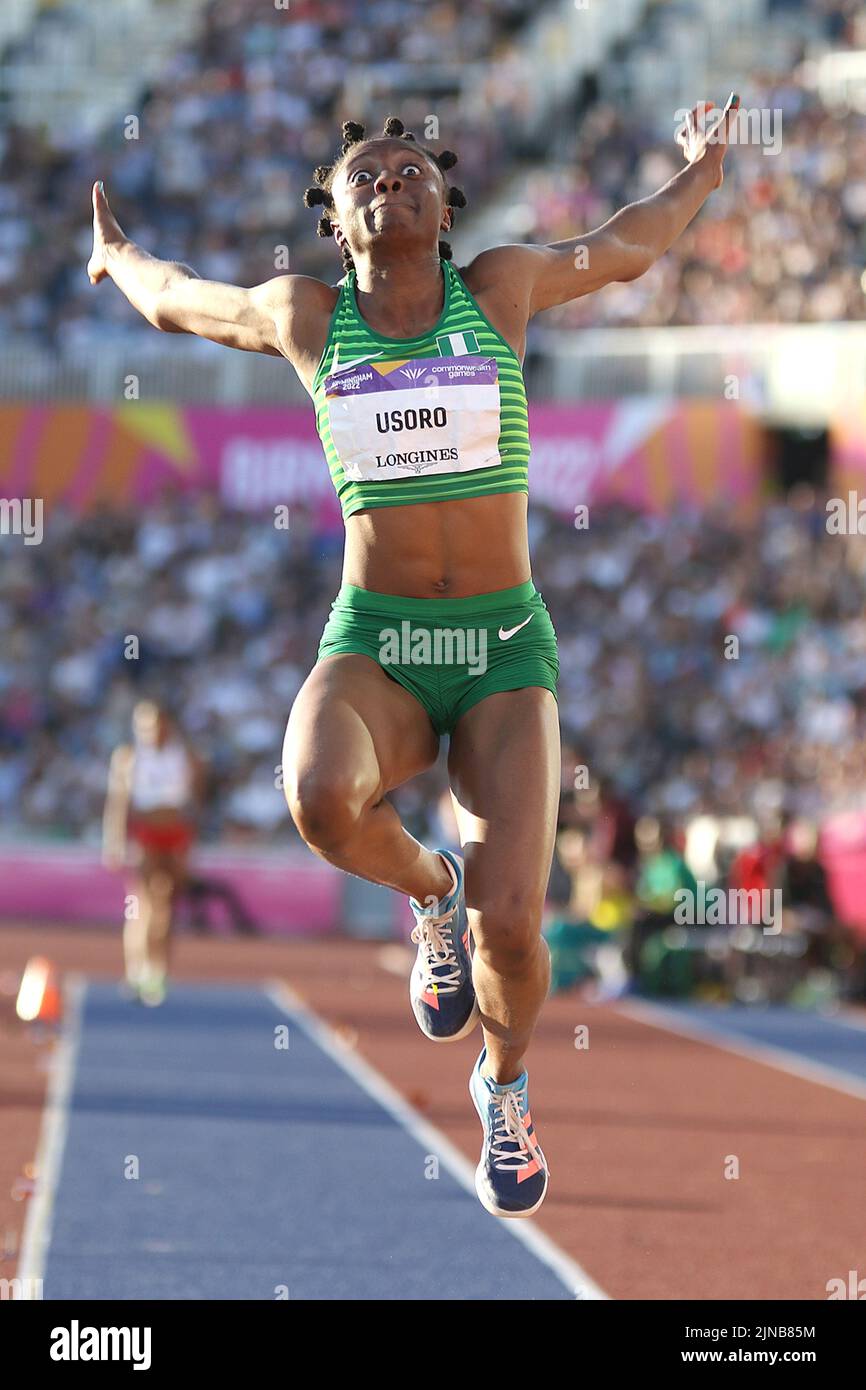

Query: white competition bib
[325,355,501,482]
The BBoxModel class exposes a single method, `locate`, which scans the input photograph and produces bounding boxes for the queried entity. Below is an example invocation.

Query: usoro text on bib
[325,355,502,481]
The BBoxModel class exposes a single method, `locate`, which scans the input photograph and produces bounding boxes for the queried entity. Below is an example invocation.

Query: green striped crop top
[312,258,530,520]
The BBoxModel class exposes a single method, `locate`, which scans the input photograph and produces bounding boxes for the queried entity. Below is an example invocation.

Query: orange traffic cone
[15,957,62,1025]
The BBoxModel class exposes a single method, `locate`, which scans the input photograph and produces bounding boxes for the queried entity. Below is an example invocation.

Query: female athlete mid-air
[89,99,738,1216]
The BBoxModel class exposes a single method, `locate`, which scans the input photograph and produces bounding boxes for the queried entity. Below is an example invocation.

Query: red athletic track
[1,923,863,1300]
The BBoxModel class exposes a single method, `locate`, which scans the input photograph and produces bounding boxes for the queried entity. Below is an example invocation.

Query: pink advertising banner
[0,399,768,522]
[830,404,866,498]
[819,811,866,939]
[0,843,342,934]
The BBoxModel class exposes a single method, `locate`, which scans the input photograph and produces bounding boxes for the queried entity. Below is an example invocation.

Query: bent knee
[286,768,374,851]
[146,869,176,903]
[471,890,545,970]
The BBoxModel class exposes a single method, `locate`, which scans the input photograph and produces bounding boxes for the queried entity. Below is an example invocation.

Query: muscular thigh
[284,653,440,804]
[447,687,561,913]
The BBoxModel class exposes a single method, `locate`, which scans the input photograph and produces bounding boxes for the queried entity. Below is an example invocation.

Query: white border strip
[16,974,86,1298]
[263,978,608,1301]
[615,998,866,1104]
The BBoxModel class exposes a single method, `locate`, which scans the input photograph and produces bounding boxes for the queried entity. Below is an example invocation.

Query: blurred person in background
[102,699,203,1005]
[546,821,635,998]
[777,817,863,1003]
[779,818,834,933]
[627,816,698,979]
[574,776,638,878]
[727,809,785,924]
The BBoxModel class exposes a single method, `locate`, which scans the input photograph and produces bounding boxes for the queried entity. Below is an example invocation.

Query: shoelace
[410,908,463,993]
[487,1090,548,1174]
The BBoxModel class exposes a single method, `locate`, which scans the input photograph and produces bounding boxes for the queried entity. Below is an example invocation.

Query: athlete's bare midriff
[343,490,531,598]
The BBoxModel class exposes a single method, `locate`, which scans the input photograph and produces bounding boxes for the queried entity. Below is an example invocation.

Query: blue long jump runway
[667,1003,866,1081]
[36,982,588,1300]
[618,1000,866,1096]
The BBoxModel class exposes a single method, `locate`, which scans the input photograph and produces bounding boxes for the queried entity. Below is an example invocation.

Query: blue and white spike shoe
[469,1047,550,1217]
[409,850,479,1042]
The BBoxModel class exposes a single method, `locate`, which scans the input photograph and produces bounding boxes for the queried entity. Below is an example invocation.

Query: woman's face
[133,703,167,745]
[330,138,450,260]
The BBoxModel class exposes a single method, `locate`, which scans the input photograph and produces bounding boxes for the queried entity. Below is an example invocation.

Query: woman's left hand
[676,93,740,190]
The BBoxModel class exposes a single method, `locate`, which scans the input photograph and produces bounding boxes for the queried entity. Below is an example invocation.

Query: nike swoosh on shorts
[498,614,534,641]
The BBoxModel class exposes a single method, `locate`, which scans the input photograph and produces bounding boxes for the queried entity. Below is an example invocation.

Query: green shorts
[316,579,559,736]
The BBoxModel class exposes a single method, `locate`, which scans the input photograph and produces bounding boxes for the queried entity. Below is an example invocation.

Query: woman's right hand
[87,180,127,284]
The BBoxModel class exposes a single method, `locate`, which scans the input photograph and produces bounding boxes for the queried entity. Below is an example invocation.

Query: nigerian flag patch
[436,330,479,357]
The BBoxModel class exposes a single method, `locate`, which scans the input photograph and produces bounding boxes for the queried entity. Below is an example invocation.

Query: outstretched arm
[86,180,303,356]
[470,94,740,317]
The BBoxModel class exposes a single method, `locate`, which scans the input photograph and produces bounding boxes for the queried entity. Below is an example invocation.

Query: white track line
[263,978,609,1301]
[16,974,86,1299]
[615,998,866,1104]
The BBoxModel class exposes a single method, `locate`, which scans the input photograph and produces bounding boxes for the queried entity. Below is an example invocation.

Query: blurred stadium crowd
[515,0,866,328]
[3,490,866,844]
[4,489,866,997]
[544,491,866,1002]
[0,0,533,355]
[522,79,866,329]
[0,0,865,351]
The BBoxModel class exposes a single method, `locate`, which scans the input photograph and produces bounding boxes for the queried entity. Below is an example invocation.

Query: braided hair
[303,115,467,274]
